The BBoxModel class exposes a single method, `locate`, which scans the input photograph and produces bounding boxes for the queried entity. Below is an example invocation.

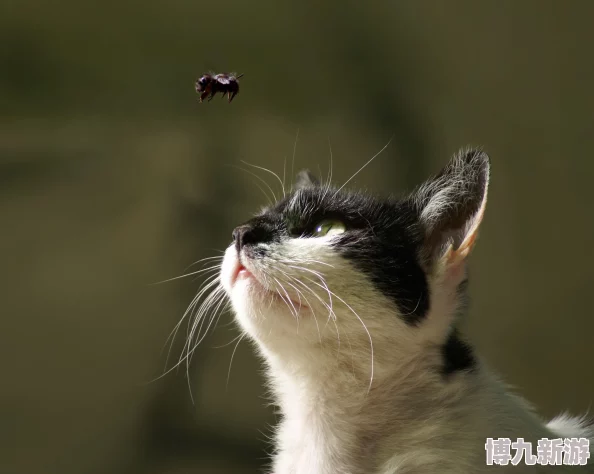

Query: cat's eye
[313,219,346,237]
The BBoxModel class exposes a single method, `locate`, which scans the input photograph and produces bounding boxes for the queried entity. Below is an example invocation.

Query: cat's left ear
[412,148,490,269]
[294,169,320,189]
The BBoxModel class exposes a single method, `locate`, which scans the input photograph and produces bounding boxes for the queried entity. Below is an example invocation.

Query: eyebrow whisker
[334,136,394,195]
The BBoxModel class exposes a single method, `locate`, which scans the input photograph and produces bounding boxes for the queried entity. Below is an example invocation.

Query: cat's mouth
[231,262,252,284]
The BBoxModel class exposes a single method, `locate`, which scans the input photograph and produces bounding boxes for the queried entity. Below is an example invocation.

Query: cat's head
[221,149,489,370]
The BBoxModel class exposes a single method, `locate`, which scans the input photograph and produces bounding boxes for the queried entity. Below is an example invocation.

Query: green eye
[313,219,346,237]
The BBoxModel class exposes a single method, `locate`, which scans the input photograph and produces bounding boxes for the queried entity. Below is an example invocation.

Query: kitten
[216,149,593,473]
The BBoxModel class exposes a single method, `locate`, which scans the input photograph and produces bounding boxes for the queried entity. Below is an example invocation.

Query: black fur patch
[441,328,475,376]
[233,215,281,253]
[233,186,430,323]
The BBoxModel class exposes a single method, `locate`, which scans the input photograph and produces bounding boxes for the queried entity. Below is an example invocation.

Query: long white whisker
[284,265,374,392]
[290,128,300,189]
[162,272,221,368]
[250,180,275,206]
[211,333,243,349]
[240,160,285,199]
[182,277,223,343]
[283,271,342,357]
[282,155,287,197]
[399,293,423,316]
[322,136,334,201]
[334,136,394,195]
[226,332,246,390]
[185,255,225,266]
[228,164,277,203]
[283,268,334,318]
[273,277,298,318]
[150,264,221,285]
[180,255,225,273]
[185,285,226,359]
[190,287,229,357]
[312,283,374,393]
[184,285,228,403]
[286,277,323,344]
[275,270,323,344]
[149,282,225,385]
[179,285,225,371]
[278,256,335,269]
[286,265,335,319]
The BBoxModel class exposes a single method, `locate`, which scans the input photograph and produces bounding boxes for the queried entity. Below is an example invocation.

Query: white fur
[220,221,593,473]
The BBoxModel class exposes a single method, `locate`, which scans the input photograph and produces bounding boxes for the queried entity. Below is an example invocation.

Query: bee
[195,72,244,103]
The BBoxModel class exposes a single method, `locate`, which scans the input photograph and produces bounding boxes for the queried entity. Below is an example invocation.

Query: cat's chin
[228,280,334,346]
[221,245,337,345]
[231,278,307,312]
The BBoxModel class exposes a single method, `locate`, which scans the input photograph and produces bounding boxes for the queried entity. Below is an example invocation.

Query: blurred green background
[2,1,593,473]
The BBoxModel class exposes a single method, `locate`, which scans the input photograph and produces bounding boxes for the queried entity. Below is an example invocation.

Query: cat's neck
[261,345,556,474]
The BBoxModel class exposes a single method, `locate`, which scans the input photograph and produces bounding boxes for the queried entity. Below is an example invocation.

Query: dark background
[2,1,593,473]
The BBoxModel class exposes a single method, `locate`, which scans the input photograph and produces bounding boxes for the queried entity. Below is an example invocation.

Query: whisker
[250,181,275,206]
[282,264,374,392]
[178,282,225,365]
[150,264,221,285]
[148,280,225,385]
[190,287,229,359]
[184,285,227,403]
[283,275,323,344]
[180,255,225,273]
[334,136,394,195]
[282,154,287,197]
[399,293,423,317]
[227,163,276,203]
[226,332,247,390]
[162,272,221,368]
[285,265,335,318]
[290,128,300,190]
[321,136,334,201]
[211,333,243,349]
[185,285,226,358]
[284,271,345,364]
[278,268,323,344]
[276,256,335,269]
[240,160,285,199]
[313,283,375,393]
[289,275,338,351]
[272,277,299,318]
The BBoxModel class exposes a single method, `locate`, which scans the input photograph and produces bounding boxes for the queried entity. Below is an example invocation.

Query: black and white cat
[215,149,592,473]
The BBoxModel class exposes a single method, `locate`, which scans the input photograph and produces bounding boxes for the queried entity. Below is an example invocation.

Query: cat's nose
[232,225,257,253]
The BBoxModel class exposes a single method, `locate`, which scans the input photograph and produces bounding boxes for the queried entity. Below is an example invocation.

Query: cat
[214,149,593,473]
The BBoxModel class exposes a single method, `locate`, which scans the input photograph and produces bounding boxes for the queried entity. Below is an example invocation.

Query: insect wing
[215,73,231,85]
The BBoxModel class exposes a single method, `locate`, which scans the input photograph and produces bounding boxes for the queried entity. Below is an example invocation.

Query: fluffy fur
[217,149,593,473]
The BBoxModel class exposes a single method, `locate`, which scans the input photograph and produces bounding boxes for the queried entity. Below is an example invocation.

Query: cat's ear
[412,148,490,268]
[294,169,320,189]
